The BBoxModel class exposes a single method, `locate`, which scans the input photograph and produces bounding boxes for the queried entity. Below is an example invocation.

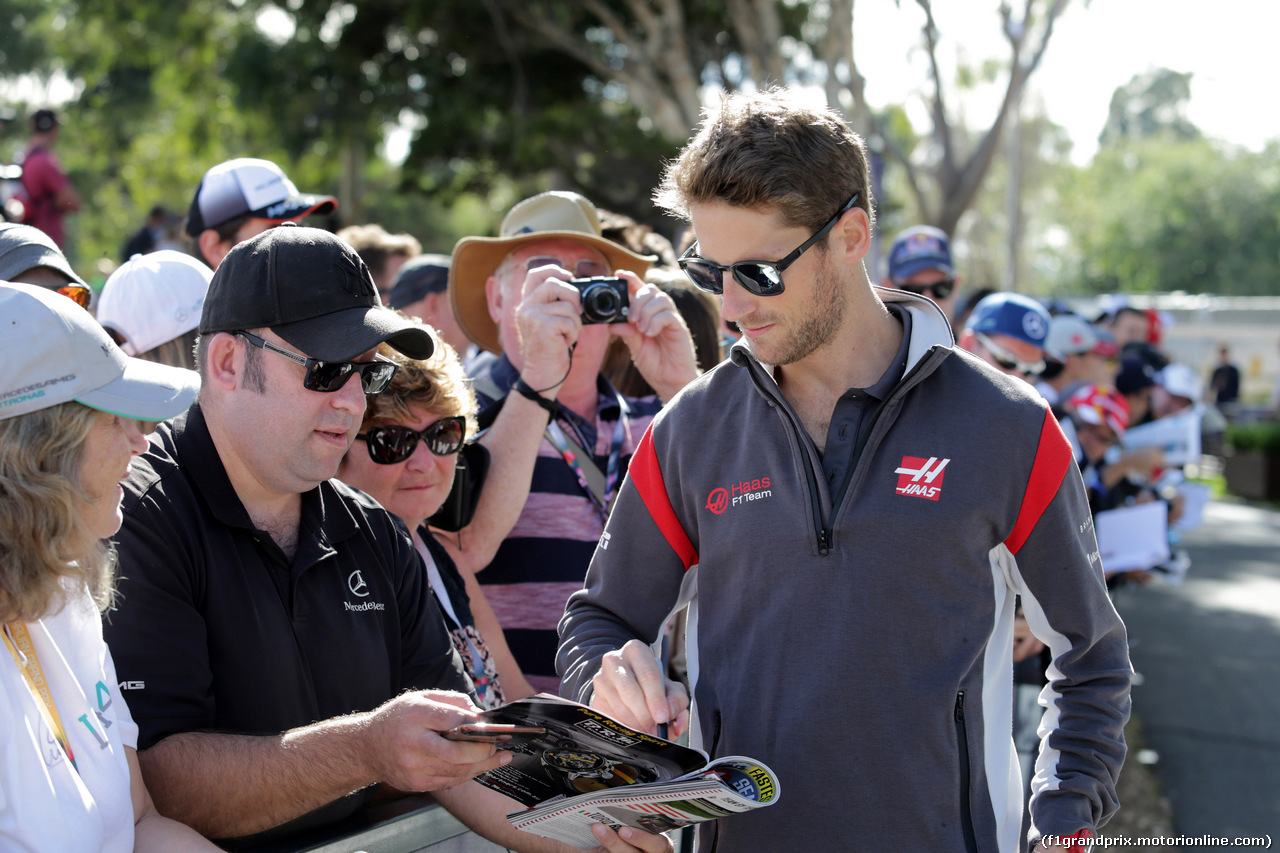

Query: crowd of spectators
[0,91,1234,853]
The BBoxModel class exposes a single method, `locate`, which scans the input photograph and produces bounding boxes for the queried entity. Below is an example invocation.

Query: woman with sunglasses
[338,333,536,709]
[0,283,218,851]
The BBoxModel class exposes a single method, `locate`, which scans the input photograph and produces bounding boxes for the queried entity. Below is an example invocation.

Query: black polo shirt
[104,404,471,827]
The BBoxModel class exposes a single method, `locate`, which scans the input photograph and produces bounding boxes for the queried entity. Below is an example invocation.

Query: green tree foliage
[1054,137,1280,296]
[1098,67,1201,147]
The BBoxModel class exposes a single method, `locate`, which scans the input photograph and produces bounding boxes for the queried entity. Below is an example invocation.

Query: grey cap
[0,282,199,422]
[0,222,86,286]
[388,253,451,310]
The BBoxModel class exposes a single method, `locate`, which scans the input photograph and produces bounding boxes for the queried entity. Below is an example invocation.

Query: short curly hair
[361,319,478,438]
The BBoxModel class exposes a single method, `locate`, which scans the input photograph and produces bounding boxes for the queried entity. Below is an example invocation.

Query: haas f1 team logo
[705,476,772,515]
[894,456,950,501]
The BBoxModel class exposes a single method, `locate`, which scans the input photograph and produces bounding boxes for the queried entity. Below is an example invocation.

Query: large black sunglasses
[677,193,860,297]
[357,416,467,465]
[235,331,399,394]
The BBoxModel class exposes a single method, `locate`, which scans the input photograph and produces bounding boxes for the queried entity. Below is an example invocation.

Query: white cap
[1157,363,1202,403]
[0,282,200,422]
[96,251,213,356]
[185,158,337,237]
[1045,314,1101,360]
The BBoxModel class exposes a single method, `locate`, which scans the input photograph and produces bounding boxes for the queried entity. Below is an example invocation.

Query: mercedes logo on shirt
[348,570,369,597]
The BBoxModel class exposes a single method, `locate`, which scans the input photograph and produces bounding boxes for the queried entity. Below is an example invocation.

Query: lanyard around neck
[544,387,629,522]
[4,622,78,772]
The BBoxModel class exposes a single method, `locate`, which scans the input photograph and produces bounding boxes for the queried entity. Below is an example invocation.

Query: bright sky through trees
[856,0,1278,163]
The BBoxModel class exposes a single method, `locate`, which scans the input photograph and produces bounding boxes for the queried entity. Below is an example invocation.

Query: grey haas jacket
[558,288,1131,853]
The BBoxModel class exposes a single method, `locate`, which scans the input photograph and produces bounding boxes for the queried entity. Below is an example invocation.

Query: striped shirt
[469,352,661,694]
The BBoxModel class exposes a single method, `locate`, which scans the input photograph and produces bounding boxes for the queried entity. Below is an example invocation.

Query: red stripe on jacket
[629,424,699,570]
[1005,408,1073,555]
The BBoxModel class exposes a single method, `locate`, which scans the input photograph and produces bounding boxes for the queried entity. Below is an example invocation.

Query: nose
[124,419,149,455]
[718,277,757,325]
[331,371,369,416]
[404,438,438,472]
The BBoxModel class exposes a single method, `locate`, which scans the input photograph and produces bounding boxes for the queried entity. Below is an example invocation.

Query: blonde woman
[339,330,536,707]
[0,282,217,852]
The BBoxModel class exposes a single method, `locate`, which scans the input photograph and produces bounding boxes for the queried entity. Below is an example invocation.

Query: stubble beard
[754,256,848,366]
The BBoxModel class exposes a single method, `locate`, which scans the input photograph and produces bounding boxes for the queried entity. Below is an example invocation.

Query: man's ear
[485,274,504,325]
[204,332,243,391]
[198,230,230,269]
[831,205,872,264]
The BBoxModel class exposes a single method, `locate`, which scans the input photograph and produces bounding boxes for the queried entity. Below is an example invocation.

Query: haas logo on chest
[894,456,950,501]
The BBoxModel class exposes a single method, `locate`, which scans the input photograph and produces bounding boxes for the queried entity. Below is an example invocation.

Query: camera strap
[471,374,626,519]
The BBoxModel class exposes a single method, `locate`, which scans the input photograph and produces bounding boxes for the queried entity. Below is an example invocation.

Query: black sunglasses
[235,331,399,394]
[357,416,467,464]
[677,193,860,297]
[898,279,955,301]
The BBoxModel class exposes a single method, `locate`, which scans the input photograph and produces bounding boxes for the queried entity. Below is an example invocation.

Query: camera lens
[584,286,618,319]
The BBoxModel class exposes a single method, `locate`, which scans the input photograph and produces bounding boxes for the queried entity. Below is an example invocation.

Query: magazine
[457,694,780,849]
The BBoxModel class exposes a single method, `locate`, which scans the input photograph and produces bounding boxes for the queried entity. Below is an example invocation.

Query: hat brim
[76,358,200,422]
[273,305,434,362]
[449,232,654,354]
[889,257,954,282]
[249,194,338,224]
[0,244,86,286]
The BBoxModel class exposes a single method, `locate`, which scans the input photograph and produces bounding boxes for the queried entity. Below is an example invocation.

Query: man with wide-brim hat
[100,224,671,852]
[447,190,699,695]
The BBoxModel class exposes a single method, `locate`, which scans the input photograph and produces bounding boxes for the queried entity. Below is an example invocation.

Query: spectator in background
[957,291,1050,383]
[1152,363,1202,420]
[18,109,81,248]
[1115,358,1158,427]
[1107,305,1150,350]
[338,334,537,707]
[449,190,699,693]
[387,253,473,358]
[1038,313,1116,405]
[1209,345,1241,411]
[121,204,171,261]
[337,223,422,301]
[881,224,960,330]
[0,220,90,308]
[0,282,212,852]
[951,286,996,336]
[185,158,337,269]
[95,250,213,370]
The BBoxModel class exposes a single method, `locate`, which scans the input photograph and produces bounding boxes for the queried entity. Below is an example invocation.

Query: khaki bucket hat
[449,191,654,354]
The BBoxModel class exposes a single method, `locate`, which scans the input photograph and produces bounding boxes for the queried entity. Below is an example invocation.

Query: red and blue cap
[887,225,954,281]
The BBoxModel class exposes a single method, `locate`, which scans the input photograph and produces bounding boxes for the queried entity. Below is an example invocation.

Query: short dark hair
[195,330,266,394]
[654,88,874,234]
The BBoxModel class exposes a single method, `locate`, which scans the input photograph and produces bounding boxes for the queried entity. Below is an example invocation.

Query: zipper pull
[954,691,966,722]
[817,529,831,556]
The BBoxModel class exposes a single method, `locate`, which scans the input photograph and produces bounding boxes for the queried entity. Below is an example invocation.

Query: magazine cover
[457,695,781,849]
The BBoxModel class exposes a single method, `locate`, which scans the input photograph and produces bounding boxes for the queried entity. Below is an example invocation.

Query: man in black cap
[103,225,665,853]
[185,157,338,269]
[19,108,81,248]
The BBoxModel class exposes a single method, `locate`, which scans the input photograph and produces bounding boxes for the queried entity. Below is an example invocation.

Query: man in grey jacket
[557,89,1131,853]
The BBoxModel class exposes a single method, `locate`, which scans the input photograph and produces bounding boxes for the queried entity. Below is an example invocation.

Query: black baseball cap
[31,109,59,132]
[387,253,450,310]
[199,224,433,362]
